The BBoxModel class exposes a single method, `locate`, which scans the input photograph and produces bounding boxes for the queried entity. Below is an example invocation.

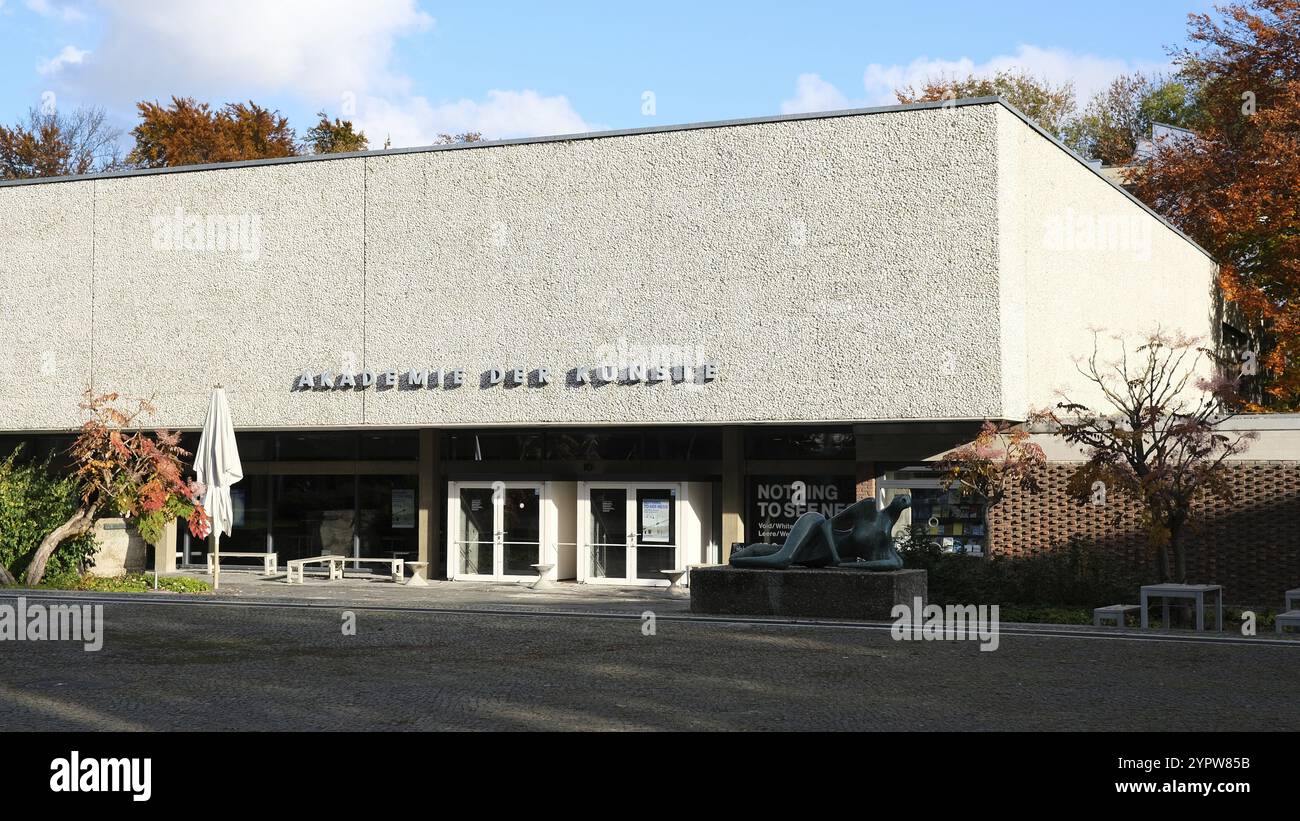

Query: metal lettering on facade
[292,364,720,392]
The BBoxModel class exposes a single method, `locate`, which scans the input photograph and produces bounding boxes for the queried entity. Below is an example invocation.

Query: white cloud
[38,44,89,75]
[783,44,1172,116]
[359,90,593,147]
[25,0,85,22]
[49,0,593,147]
[72,0,432,104]
[779,73,850,115]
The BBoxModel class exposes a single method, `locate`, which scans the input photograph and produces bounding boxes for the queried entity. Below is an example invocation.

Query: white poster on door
[641,498,671,543]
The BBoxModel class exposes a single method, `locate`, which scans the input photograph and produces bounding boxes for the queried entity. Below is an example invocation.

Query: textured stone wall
[0,100,1214,431]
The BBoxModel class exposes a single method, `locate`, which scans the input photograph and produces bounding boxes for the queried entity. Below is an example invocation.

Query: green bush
[0,449,98,581]
[35,572,211,593]
[899,527,1150,608]
[67,573,211,593]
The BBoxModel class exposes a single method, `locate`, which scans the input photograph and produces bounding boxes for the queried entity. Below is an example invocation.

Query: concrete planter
[88,517,147,577]
[689,566,927,621]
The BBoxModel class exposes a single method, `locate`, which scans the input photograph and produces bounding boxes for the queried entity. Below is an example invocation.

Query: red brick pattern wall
[855,461,875,503]
[987,461,1300,605]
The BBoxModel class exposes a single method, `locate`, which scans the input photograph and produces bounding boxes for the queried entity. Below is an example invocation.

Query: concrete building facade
[6,97,1281,600]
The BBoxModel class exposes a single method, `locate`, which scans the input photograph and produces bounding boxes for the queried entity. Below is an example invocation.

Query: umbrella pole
[211,532,220,590]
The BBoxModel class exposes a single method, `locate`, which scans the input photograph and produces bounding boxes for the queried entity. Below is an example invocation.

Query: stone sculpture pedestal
[689,566,927,620]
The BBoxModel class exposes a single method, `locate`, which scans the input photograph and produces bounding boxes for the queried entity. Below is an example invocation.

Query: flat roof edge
[0,96,1007,189]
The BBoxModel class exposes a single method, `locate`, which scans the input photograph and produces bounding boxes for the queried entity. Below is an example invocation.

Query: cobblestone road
[1,599,1297,731]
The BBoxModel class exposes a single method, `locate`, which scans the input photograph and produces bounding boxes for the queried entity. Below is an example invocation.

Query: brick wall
[987,461,1300,606]
[855,461,876,503]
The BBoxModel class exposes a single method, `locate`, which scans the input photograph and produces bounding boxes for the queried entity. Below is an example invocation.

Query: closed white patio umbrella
[193,386,243,590]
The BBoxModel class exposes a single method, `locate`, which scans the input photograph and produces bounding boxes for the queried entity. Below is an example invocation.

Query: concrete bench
[286,555,347,584]
[208,551,277,576]
[1276,610,1300,634]
[1094,604,1140,628]
[339,557,404,583]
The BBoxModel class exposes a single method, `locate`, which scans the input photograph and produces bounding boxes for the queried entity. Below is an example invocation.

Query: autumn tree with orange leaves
[1032,330,1255,584]
[0,105,123,180]
[19,392,211,587]
[1130,0,1300,409]
[128,97,297,168]
[938,421,1046,512]
[896,70,1079,139]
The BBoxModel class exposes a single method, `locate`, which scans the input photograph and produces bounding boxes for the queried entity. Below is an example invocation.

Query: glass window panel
[0,435,76,470]
[234,432,272,462]
[635,488,676,579]
[590,488,628,579]
[276,432,359,461]
[544,431,642,461]
[745,427,855,459]
[635,544,676,579]
[502,488,540,575]
[357,475,418,559]
[441,427,721,462]
[0,435,26,461]
[545,431,602,461]
[442,432,542,461]
[883,469,987,556]
[653,429,722,460]
[458,487,495,575]
[359,432,419,460]
[747,475,856,544]
[273,475,357,562]
[213,475,271,565]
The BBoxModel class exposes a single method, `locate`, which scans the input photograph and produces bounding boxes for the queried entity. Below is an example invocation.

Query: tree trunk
[1154,543,1171,583]
[0,520,10,585]
[24,506,96,587]
[1170,519,1188,585]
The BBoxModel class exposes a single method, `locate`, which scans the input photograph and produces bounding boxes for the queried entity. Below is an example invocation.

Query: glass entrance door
[456,486,495,577]
[585,483,679,585]
[501,486,542,577]
[589,488,629,579]
[449,482,544,580]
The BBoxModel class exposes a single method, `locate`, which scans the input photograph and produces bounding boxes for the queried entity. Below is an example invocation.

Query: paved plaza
[1,575,1297,731]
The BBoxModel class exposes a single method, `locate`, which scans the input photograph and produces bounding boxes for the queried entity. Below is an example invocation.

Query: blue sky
[0,0,1216,150]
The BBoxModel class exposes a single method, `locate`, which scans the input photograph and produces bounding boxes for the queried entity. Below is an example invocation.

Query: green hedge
[0,450,98,581]
[38,573,212,594]
[898,528,1151,608]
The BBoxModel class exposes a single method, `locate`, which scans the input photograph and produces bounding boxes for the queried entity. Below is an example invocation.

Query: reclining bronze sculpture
[729,494,910,570]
